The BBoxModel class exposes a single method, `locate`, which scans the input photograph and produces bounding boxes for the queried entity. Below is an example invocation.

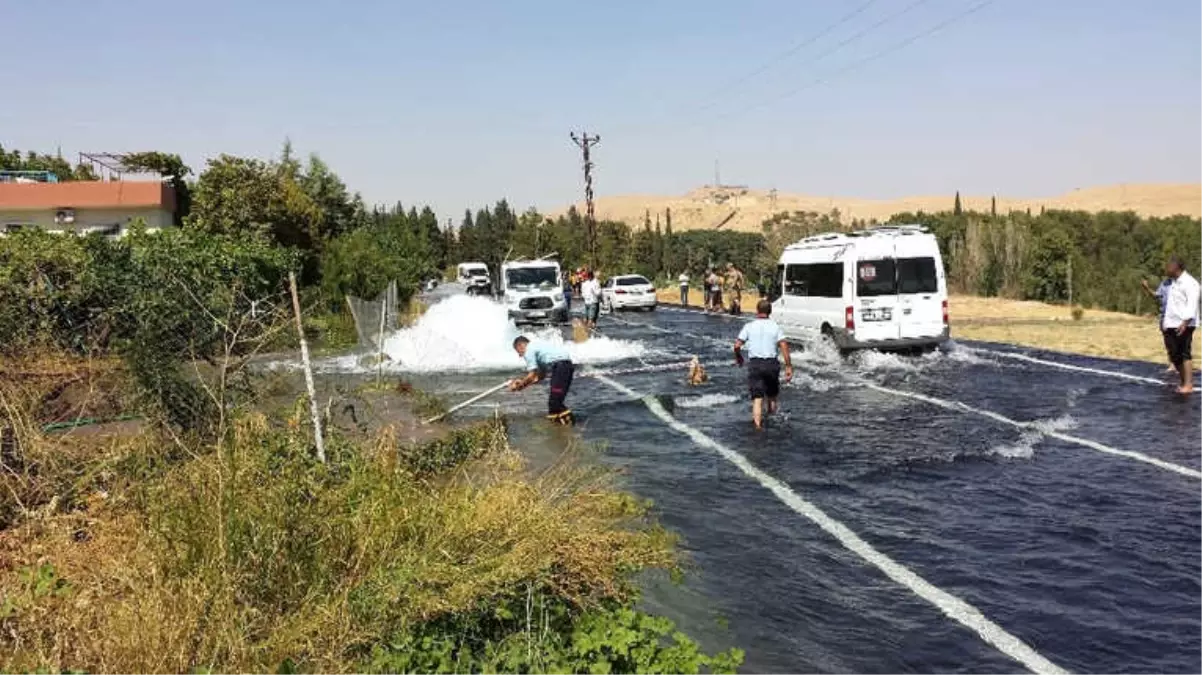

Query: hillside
[554,183,1201,232]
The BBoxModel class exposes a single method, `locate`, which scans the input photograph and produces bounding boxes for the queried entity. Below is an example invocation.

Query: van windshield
[506,267,559,289]
[856,257,939,296]
[467,268,488,277]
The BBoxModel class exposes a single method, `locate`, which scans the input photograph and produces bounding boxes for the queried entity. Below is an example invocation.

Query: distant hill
[553,183,1201,232]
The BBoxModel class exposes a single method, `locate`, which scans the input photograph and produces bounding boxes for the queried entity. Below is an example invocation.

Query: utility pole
[570,131,601,268]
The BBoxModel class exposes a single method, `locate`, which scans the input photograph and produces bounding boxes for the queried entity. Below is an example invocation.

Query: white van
[500,259,568,325]
[771,225,949,352]
[457,262,491,296]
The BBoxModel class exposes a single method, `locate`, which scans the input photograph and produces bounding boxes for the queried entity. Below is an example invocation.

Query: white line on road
[967,349,1166,386]
[595,373,1069,675]
[606,315,1200,480]
[861,382,1202,479]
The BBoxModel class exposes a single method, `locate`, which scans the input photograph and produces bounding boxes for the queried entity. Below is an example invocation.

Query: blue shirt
[523,340,571,372]
[737,318,785,360]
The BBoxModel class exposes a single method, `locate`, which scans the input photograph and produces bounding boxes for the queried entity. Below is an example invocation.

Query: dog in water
[687,355,708,386]
[571,319,590,343]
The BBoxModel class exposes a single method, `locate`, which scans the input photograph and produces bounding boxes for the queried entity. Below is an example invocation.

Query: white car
[602,274,658,312]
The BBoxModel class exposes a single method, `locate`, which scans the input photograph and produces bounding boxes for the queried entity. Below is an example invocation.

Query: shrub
[0,414,739,674]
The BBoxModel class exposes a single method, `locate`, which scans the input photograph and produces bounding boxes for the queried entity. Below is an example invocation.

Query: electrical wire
[711,0,996,124]
[690,0,884,113]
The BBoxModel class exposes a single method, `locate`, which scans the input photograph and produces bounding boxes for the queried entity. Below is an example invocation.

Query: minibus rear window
[856,259,896,297]
[897,257,938,294]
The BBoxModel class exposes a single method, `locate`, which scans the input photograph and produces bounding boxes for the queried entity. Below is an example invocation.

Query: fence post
[289,272,326,463]
[375,282,389,388]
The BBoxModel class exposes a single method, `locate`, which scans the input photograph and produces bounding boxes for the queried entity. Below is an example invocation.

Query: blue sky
[3,0,1198,220]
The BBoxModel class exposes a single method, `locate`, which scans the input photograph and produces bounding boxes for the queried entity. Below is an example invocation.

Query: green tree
[186,154,322,251]
[121,151,193,223]
[954,191,963,216]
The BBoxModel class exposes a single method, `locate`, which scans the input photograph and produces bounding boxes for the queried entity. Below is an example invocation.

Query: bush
[0,414,739,673]
[0,227,299,429]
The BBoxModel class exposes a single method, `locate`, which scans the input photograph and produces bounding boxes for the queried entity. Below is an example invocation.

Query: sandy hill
[553,183,1200,232]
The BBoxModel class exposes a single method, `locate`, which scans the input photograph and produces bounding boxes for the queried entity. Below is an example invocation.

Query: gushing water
[378,295,647,372]
[676,393,740,408]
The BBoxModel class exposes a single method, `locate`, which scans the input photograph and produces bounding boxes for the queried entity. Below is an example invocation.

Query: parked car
[601,274,657,312]
[771,224,949,352]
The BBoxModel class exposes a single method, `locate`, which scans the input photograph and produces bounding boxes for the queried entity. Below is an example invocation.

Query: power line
[714,0,995,124]
[691,0,883,112]
[686,0,936,123]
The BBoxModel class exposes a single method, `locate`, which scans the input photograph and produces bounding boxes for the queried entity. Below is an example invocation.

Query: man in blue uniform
[733,299,793,430]
[510,336,575,424]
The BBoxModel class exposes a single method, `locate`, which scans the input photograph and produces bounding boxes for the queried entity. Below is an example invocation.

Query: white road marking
[861,382,1202,480]
[967,349,1166,386]
[595,374,1069,675]
[608,314,1200,480]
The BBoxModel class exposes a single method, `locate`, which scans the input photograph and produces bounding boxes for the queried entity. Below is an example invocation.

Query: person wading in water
[733,299,793,430]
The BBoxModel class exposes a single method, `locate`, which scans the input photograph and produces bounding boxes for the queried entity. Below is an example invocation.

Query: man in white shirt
[678,272,690,307]
[581,271,601,328]
[1161,256,1199,394]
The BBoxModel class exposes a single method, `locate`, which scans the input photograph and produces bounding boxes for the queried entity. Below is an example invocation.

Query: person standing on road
[1142,276,1177,371]
[510,336,575,424]
[1161,256,1199,394]
[706,268,722,312]
[726,263,745,315]
[733,299,793,430]
[581,271,601,328]
[678,271,690,307]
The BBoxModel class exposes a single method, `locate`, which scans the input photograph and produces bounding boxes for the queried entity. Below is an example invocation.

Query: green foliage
[187,154,323,251]
[396,418,503,477]
[0,564,72,621]
[0,144,96,181]
[363,594,743,675]
[121,152,193,223]
[0,227,297,428]
[320,203,438,304]
[889,208,1200,314]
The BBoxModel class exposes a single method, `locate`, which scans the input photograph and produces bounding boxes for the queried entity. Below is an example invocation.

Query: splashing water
[676,393,740,408]
[376,294,647,372]
[987,414,1079,459]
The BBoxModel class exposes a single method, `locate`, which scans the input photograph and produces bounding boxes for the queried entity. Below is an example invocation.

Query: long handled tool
[423,379,512,424]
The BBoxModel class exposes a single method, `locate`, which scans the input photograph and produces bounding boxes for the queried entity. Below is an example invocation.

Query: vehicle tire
[820,323,844,355]
[646,305,657,312]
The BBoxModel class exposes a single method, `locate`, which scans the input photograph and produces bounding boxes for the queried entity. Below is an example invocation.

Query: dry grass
[949,294,1200,366]
[0,411,678,673]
